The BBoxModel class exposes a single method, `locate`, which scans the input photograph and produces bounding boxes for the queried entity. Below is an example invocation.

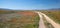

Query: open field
[0,9,60,28]
[0,11,40,28]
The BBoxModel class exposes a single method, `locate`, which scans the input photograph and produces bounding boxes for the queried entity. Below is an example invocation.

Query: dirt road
[40,12,60,28]
[37,12,46,28]
[36,12,60,28]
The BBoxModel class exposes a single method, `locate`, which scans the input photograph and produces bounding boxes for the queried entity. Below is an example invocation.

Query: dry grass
[0,11,39,28]
[0,10,16,14]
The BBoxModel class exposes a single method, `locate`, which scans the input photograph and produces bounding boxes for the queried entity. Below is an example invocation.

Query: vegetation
[0,11,40,28]
[0,10,17,14]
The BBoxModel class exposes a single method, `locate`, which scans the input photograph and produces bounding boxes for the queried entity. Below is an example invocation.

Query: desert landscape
[0,9,40,28]
[0,0,60,28]
[0,8,60,28]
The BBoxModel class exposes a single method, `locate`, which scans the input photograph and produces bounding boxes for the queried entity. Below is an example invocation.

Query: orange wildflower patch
[17,11,37,16]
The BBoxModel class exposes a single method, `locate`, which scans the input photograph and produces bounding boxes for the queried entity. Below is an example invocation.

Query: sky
[0,0,60,10]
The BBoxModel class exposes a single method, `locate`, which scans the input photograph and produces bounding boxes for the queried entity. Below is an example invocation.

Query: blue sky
[0,0,60,10]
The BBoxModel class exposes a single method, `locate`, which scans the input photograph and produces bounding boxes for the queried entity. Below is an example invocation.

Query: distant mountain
[47,8,60,10]
[0,8,12,10]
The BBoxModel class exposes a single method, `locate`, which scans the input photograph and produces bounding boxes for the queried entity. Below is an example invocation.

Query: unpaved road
[40,12,60,28]
[37,12,46,28]
[36,12,60,28]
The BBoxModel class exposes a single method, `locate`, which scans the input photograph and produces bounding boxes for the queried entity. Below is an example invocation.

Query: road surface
[37,12,46,28]
[40,12,60,28]
[35,11,60,28]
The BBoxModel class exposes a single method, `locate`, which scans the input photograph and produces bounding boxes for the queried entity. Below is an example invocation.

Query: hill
[0,8,17,14]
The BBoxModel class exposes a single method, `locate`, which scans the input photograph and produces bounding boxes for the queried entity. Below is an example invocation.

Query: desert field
[0,9,60,28]
[0,10,40,28]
